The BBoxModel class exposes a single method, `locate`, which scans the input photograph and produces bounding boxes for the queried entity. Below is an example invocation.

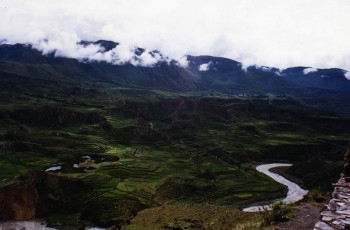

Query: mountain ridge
[0,41,350,96]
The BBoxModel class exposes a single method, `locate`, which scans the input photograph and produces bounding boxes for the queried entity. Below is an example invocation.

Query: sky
[1,0,350,70]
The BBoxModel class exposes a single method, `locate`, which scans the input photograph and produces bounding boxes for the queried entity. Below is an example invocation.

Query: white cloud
[34,37,103,60]
[261,66,272,72]
[1,0,350,70]
[138,52,160,66]
[274,70,282,76]
[177,56,189,67]
[33,38,167,66]
[199,62,212,71]
[345,72,350,80]
[303,67,318,75]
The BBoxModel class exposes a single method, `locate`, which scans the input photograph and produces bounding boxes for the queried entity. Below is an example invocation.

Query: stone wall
[314,145,350,230]
[314,177,350,229]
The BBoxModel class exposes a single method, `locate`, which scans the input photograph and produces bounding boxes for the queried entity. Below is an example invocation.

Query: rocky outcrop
[8,106,106,126]
[0,171,91,221]
[314,177,350,230]
[314,145,350,230]
[343,145,350,177]
[0,183,38,221]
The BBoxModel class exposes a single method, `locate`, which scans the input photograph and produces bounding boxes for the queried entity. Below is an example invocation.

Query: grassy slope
[127,204,265,230]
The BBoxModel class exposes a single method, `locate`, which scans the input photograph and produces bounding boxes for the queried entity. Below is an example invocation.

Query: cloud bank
[1,0,350,70]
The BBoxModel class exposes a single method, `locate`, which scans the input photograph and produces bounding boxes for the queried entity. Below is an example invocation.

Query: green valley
[0,85,349,228]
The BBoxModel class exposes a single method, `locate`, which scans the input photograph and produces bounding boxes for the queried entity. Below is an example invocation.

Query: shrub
[263,202,293,225]
[308,190,328,203]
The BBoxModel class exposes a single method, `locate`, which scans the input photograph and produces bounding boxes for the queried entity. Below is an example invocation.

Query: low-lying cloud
[1,0,350,71]
[199,62,212,71]
[345,72,350,80]
[303,68,318,75]
[33,37,168,66]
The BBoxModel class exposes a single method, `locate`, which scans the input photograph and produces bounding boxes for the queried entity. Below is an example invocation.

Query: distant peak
[78,40,119,52]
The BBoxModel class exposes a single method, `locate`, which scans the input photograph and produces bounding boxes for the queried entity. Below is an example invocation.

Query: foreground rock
[314,177,350,230]
[0,183,38,221]
[0,171,90,222]
[314,144,350,230]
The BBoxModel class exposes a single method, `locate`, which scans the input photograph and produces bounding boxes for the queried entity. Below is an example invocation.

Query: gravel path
[243,163,309,212]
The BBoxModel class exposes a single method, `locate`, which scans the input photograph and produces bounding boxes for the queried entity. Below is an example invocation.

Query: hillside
[1,41,350,228]
[2,41,350,116]
[1,42,350,94]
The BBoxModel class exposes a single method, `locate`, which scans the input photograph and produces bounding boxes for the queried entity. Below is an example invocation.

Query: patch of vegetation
[262,202,294,225]
[126,204,265,230]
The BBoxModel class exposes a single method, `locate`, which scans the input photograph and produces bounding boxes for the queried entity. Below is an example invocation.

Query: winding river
[242,163,308,212]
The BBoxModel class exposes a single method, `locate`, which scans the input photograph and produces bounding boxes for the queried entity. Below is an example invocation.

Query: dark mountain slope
[187,56,306,94]
[0,44,200,91]
[281,67,350,91]
[0,42,350,96]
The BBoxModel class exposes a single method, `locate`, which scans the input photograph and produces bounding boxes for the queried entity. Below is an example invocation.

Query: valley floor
[0,88,348,228]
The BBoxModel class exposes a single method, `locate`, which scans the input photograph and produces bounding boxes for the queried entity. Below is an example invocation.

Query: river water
[242,163,308,212]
